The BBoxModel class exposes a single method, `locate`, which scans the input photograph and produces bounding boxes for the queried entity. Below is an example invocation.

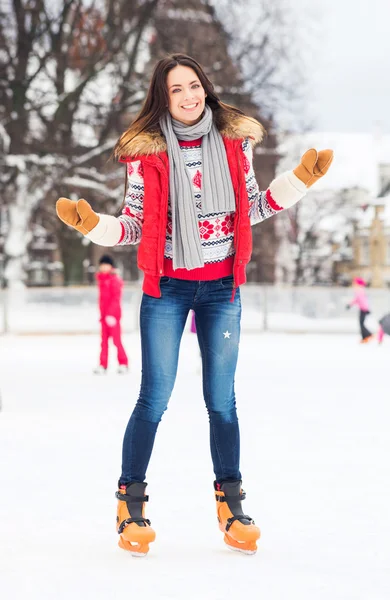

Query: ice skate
[117,365,129,374]
[93,365,107,374]
[215,480,260,555]
[360,335,374,344]
[116,482,155,557]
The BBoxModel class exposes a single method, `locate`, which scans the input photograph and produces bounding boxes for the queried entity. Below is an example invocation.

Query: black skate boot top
[220,480,252,526]
[116,482,149,528]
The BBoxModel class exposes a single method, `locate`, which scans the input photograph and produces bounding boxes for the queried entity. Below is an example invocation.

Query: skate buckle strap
[115,491,149,502]
[117,517,151,535]
[225,515,254,532]
[215,491,246,502]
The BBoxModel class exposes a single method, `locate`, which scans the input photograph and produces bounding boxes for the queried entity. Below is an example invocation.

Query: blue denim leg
[119,278,194,484]
[194,276,242,482]
[119,276,243,485]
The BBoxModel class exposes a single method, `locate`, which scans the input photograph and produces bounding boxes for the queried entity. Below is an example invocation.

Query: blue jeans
[119,275,242,485]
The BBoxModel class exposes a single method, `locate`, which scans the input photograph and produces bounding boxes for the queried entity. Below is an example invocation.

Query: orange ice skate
[116,482,155,557]
[215,480,260,555]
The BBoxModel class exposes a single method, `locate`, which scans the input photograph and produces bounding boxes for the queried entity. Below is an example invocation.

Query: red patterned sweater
[86,137,307,277]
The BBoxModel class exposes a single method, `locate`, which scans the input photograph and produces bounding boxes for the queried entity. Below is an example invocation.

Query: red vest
[130,137,252,298]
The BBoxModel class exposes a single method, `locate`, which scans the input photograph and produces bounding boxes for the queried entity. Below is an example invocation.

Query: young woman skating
[56,54,333,556]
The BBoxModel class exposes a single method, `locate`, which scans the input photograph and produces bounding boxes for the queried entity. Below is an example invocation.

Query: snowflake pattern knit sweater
[86,137,307,279]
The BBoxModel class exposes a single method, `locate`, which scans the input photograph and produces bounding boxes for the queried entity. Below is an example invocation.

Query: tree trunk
[4,177,37,289]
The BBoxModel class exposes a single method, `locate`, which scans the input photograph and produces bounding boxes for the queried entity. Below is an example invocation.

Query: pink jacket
[349,289,370,312]
[96,272,123,320]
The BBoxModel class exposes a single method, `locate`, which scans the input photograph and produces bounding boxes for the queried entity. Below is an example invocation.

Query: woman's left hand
[293,149,334,187]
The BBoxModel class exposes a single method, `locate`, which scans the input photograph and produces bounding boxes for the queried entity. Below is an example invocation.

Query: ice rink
[1,331,389,599]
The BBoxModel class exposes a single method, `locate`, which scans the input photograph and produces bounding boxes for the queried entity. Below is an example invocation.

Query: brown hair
[113,53,252,159]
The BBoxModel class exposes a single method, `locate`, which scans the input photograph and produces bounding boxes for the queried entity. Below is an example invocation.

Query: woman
[57,53,333,556]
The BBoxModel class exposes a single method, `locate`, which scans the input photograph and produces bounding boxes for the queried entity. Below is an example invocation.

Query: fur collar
[123,109,265,157]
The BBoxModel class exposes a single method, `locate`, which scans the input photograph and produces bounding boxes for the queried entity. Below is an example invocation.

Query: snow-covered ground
[1,331,389,600]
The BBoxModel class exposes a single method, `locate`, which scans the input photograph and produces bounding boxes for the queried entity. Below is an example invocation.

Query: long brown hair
[113,53,252,159]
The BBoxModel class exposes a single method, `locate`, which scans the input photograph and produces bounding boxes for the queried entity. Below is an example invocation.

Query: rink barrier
[1,284,390,335]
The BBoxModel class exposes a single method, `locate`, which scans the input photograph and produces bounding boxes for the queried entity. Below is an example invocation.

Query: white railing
[1,284,389,335]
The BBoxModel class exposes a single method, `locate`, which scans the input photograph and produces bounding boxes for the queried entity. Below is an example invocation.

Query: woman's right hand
[56,198,99,235]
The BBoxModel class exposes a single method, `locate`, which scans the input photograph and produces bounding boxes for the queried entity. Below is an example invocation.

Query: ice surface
[2,285,388,336]
[0,332,389,599]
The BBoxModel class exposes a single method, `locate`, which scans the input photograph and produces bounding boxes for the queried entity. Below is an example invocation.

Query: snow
[73,141,115,166]
[0,331,390,600]
[165,8,213,23]
[0,123,10,152]
[133,25,153,74]
[3,164,52,288]
[62,176,122,200]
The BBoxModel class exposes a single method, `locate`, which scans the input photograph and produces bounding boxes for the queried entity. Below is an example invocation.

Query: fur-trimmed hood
[122,109,265,158]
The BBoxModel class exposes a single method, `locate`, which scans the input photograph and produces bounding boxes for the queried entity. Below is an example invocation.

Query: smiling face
[166,65,207,125]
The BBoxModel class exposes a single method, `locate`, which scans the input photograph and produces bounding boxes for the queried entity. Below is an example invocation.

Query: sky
[297,0,390,134]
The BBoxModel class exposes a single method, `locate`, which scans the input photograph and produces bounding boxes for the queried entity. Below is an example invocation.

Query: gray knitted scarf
[159,105,236,270]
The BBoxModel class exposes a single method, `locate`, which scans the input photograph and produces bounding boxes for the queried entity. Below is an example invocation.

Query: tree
[208,0,308,282]
[275,137,359,286]
[274,187,357,286]
[1,0,308,287]
[209,0,307,130]
[0,0,160,288]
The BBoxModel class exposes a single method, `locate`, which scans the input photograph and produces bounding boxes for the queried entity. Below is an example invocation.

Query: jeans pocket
[160,276,170,284]
[219,275,234,288]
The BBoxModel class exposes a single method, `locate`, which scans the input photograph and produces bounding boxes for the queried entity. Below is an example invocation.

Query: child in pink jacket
[95,255,129,373]
[346,278,373,343]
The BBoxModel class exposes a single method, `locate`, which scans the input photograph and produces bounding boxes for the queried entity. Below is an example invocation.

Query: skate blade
[118,536,149,557]
[223,533,257,555]
[226,544,257,555]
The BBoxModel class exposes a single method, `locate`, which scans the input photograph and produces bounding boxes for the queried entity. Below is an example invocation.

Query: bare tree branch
[0,0,161,286]
[209,0,308,126]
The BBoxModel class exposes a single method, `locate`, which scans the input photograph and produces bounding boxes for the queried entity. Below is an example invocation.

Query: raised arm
[245,141,333,225]
[56,160,144,246]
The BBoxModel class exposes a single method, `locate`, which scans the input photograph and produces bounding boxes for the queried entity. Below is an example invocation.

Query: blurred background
[1,0,390,334]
